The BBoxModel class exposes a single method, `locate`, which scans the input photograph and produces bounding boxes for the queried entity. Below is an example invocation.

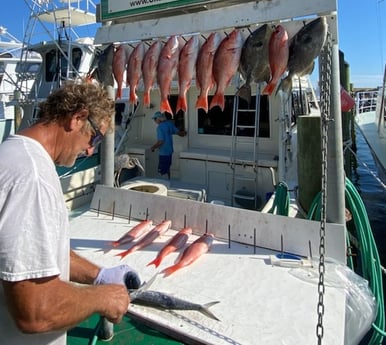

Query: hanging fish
[279,16,328,93]
[261,24,289,96]
[176,35,200,114]
[195,32,221,113]
[142,40,162,107]
[147,227,192,268]
[113,44,130,100]
[127,42,146,105]
[88,43,115,88]
[209,30,244,112]
[116,220,172,259]
[162,233,214,277]
[237,24,273,104]
[157,36,180,116]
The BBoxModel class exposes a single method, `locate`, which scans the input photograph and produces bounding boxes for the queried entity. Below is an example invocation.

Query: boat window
[165,95,186,131]
[45,48,83,81]
[197,95,270,137]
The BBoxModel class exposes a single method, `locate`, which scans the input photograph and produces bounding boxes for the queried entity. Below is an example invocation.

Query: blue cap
[152,111,163,120]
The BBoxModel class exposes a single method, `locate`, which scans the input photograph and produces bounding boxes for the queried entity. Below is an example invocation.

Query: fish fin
[143,92,151,107]
[236,84,251,104]
[176,96,187,114]
[195,95,208,113]
[209,92,225,112]
[162,264,181,277]
[129,90,138,105]
[261,82,276,96]
[115,248,133,260]
[160,99,174,117]
[116,87,122,100]
[147,256,162,268]
[199,301,221,321]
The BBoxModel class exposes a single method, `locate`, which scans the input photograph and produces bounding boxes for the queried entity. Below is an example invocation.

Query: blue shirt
[157,120,179,156]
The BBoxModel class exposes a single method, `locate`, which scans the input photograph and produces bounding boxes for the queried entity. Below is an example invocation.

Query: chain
[316,31,332,345]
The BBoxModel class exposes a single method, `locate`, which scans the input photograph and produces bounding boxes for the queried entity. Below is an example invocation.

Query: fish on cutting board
[162,232,214,277]
[116,220,172,259]
[108,219,153,249]
[147,227,192,268]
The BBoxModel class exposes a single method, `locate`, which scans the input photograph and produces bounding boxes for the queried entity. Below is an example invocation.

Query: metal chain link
[316,31,332,345]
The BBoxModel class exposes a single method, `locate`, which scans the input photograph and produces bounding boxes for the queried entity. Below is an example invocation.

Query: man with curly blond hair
[0,78,140,345]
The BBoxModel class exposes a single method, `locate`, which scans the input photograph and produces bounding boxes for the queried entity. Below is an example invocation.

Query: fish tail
[176,95,187,114]
[236,84,251,104]
[199,301,221,321]
[129,89,138,105]
[195,95,208,113]
[261,82,276,96]
[160,99,174,117]
[147,256,162,268]
[116,87,122,100]
[209,92,225,112]
[162,263,182,277]
[143,92,151,107]
[115,248,133,260]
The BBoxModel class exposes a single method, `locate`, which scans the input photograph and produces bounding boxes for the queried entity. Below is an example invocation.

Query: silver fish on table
[237,24,273,104]
[279,16,328,93]
[130,289,220,321]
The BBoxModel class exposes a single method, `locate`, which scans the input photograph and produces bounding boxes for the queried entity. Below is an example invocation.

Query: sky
[0,0,385,89]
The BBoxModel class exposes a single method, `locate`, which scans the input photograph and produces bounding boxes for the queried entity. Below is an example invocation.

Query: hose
[307,178,385,344]
[268,181,290,216]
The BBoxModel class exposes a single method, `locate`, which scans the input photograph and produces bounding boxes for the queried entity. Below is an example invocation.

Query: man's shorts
[158,155,172,175]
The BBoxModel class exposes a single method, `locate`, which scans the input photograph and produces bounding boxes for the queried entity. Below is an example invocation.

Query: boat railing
[355,90,378,114]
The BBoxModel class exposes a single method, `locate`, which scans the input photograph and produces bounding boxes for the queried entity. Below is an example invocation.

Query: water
[351,128,386,344]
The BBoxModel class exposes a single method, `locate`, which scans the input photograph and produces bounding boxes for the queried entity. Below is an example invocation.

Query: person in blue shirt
[150,111,186,179]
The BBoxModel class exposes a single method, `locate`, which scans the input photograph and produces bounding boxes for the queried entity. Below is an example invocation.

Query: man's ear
[70,109,89,131]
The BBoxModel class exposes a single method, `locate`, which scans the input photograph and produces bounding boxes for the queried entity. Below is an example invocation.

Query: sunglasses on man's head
[87,117,104,148]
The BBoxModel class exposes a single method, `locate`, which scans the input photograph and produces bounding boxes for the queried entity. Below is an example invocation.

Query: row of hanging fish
[93,16,327,115]
[106,219,214,277]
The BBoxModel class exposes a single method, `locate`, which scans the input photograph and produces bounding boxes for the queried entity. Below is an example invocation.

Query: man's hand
[94,264,141,289]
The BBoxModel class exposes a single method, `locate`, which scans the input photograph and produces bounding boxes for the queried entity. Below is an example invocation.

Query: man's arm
[2,275,129,334]
[70,249,100,284]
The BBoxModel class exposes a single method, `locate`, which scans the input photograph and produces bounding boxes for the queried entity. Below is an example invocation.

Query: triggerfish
[147,227,192,268]
[162,232,214,277]
[116,220,172,259]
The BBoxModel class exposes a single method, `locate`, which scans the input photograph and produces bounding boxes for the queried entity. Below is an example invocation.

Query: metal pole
[326,40,345,225]
[100,84,115,187]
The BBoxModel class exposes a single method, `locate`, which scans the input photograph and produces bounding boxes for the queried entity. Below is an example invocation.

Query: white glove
[94,264,141,289]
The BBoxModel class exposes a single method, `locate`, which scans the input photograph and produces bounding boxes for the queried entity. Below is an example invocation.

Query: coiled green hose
[268,181,290,216]
[308,178,385,344]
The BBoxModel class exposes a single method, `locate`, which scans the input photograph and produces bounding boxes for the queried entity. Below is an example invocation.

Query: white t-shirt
[0,135,69,345]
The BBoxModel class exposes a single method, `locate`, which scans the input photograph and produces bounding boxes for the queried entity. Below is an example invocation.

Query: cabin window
[163,95,186,131]
[197,95,270,137]
[45,47,83,81]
